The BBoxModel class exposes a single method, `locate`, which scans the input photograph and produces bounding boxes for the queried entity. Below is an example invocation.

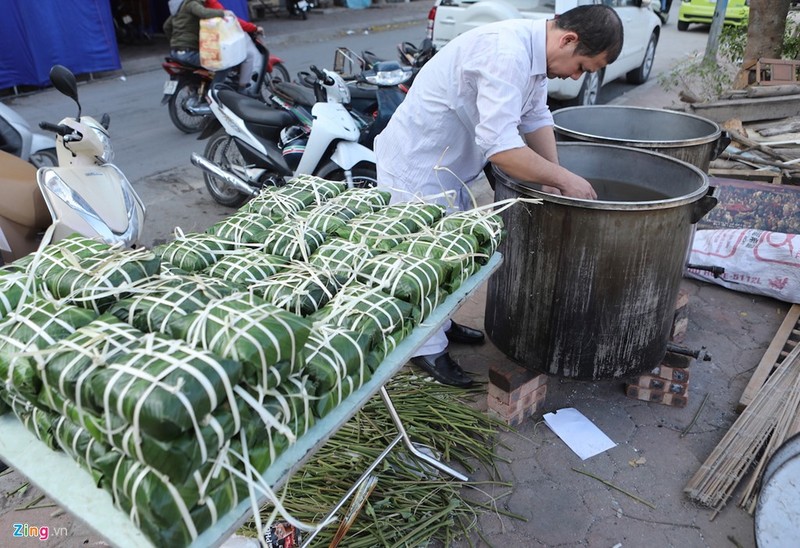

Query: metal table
[0,253,502,547]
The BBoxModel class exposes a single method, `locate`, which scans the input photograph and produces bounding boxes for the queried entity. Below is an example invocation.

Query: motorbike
[288,0,311,20]
[191,65,377,208]
[0,102,59,168]
[161,33,291,134]
[0,65,145,266]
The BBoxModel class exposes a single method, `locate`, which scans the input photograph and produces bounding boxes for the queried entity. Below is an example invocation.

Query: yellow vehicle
[677,0,749,31]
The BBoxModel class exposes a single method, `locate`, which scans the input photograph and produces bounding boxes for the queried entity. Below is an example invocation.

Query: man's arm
[489,126,597,199]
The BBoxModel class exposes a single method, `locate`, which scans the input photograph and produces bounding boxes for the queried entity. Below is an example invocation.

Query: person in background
[374,5,624,387]
[164,0,263,96]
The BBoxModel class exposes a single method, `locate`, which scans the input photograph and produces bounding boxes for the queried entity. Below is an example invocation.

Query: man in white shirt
[375,5,623,387]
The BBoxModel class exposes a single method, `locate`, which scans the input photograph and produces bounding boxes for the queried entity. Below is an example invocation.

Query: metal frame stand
[300,386,468,547]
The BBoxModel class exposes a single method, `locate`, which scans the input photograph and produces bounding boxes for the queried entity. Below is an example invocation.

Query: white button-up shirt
[375,18,552,211]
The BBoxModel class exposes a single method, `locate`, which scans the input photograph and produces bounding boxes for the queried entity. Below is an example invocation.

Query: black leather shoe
[445,321,485,345]
[411,352,474,388]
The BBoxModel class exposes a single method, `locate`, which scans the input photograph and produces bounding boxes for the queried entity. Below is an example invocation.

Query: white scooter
[0,102,59,167]
[0,65,146,266]
[192,65,377,208]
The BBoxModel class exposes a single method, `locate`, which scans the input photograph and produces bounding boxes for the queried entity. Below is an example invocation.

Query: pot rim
[552,105,722,148]
[495,142,710,211]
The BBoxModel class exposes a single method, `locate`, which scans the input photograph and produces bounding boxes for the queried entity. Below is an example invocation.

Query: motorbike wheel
[203,131,251,208]
[261,62,292,101]
[326,165,378,189]
[28,148,58,168]
[168,81,208,134]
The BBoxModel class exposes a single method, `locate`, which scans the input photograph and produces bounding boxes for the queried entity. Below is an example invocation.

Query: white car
[426,0,662,105]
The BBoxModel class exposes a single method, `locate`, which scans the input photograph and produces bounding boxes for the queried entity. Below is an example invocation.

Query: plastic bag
[199,16,247,71]
[686,229,800,304]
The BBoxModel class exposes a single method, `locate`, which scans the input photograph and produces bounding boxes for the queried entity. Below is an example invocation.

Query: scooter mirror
[49,65,81,119]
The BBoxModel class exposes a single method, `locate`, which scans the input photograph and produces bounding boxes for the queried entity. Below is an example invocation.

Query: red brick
[651,365,690,383]
[488,362,544,393]
[625,384,688,407]
[662,351,693,369]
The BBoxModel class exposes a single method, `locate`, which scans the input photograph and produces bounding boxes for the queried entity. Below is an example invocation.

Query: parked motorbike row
[0,37,435,266]
[193,39,436,207]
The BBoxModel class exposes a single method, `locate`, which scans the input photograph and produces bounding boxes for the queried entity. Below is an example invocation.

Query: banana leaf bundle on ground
[310,282,418,359]
[207,210,276,244]
[327,188,392,215]
[303,324,371,400]
[433,210,506,262]
[379,202,446,231]
[247,262,343,316]
[40,247,161,313]
[250,218,327,261]
[244,186,316,221]
[153,232,234,272]
[109,275,240,334]
[171,293,312,390]
[283,175,346,204]
[308,239,377,281]
[84,333,243,440]
[334,213,419,251]
[52,413,111,483]
[203,250,290,285]
[0,299,97,401]
[393,231,481,293]
[355,252,450,316]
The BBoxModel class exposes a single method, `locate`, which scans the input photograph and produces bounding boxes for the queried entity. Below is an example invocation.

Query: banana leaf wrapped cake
[247,262,344,316]
[393,231,481,293]
[327,187,392,214]
[203,250,291,285]
[207,210,276,244]
[251,218,327,261]
[154,232,234,272]
[308,239,377,281]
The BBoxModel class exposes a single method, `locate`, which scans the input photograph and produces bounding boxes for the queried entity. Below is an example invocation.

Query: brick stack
[625,288,693,408]
[487,361,548,426]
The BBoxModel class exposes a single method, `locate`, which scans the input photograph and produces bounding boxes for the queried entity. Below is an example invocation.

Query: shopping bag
[199,16,248,71]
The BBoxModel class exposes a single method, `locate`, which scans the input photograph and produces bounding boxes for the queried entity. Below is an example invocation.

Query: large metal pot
[484,143,716,380]
[552,105,727,172]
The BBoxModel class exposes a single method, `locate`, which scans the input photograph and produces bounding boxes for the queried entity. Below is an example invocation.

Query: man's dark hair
[555,4,624,63]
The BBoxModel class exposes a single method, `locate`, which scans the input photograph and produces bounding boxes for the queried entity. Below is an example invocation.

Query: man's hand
[556,171,597,200]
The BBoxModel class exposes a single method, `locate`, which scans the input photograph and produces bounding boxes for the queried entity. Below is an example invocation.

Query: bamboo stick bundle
[739,349,800,513]
[684,343,800,511]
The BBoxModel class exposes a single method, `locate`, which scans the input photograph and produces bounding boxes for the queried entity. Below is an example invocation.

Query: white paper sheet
[543,407,617,460]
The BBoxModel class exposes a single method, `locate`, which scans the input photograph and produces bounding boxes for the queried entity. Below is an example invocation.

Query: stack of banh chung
[0,175,505,546]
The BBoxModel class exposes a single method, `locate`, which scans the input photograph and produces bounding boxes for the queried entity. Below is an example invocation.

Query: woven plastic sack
[170,293,312,390]
[199,16,247,71]
[87,333,243,440]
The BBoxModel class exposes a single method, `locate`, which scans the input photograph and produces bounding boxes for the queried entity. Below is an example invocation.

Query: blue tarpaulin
[0,0,250,91]
[0,0,121,90]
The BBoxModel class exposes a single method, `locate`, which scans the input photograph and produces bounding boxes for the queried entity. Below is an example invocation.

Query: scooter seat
[217,89,296,128]
[273,82,317,108]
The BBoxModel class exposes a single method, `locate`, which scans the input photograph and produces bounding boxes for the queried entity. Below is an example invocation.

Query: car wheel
[627,33,658,85]
[571,71,602,106]
[677,20,689,31]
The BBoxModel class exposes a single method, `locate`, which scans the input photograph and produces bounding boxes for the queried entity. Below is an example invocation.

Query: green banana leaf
[203,250,290,285]
[207,210,276,244]
[393,231,481,292]
[356,251,450,306]
[379,202,446,230]
[327,188,392,214]
[334,213,419,251]
[245,186,316,220]
[303,324,372,397]
[154,232,234,272]
[308,238,377,280]
[283,175,347,203]
[433,212,506,262]
[247,263,343,316]
[251,219,327,261]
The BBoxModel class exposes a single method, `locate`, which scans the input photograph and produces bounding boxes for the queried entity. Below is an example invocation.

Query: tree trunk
[732,0,792,89]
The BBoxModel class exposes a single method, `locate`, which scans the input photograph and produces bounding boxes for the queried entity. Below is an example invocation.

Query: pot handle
[690,186,718,224]
[710,130,732,161]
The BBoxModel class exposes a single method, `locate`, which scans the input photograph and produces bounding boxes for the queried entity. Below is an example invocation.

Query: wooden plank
[738,304,800,412]
[686,95,800,123]
[707,169,782,185]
